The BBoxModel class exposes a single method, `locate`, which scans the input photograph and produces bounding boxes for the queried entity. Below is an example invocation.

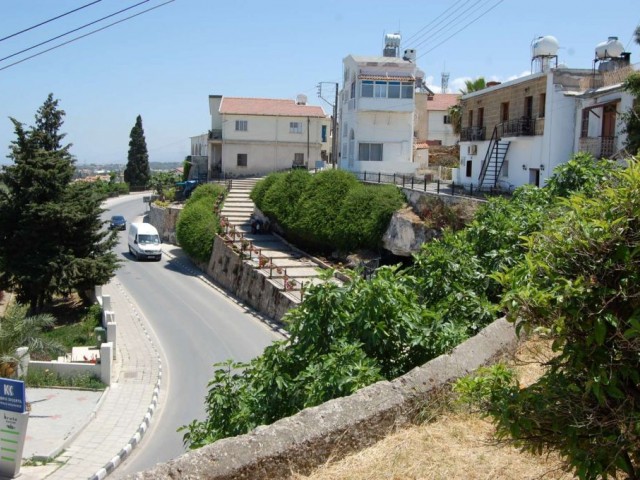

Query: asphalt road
[102,194,283,477]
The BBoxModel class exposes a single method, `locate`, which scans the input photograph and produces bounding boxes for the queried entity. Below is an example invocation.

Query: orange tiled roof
[426,93,460,111]
[220,97,326,117]
[358,74,415,81]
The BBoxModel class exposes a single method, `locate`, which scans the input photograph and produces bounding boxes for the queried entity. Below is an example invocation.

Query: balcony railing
[460,126,486,141]
[579,136,618,159]
[208,129,222,140]
[499,117,535,137]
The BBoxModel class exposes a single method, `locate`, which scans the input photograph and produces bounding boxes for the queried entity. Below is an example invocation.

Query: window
[388,81,400,99]
[321,125,327,142]
[500,102,509,122]
[468,110,473,128]
[581,109,589,138]
[401,82,413,99]
[293,153,304,166]
[443,115,451,124]
[500,160,509,178]
[361,81,373,98]
[524,96,533,118]
[359,143,383,161]
[235,120,247,131]
[343,122,348,137]
[465,160,472,177]
[290,122,302,134]
[539,93,546,118]
[350,82,356,99]
[237,153,247,167]
[477,107,484,128]
[374,81,386,98]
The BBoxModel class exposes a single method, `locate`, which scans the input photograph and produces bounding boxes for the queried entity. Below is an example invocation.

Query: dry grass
[293,338,578,480]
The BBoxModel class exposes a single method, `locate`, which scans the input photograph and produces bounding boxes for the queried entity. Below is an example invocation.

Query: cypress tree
[124,115,150,188]
[0,94,119,312]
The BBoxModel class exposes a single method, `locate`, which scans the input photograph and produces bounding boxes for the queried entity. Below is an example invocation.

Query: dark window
[477,107,484,128]
[581,109,589,138]
[237,153,247,167]
[524,96,533,118]
[293,153,304,166]
[359,143,383,161]
[468,110,473,128]
[466,160,472,177]
[235,120,248,131]
[500,102,509,122]
[361,81,373,97]
[539,93,546,118]
[443,115,451,124]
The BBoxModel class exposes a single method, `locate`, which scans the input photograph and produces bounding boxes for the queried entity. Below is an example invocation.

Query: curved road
[102,195,282,477]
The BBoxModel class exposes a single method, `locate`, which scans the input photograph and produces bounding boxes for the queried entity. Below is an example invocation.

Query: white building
[415,93,460,147]
[207,95,330,178]
[339,34,421,174]
[456,35,636,190]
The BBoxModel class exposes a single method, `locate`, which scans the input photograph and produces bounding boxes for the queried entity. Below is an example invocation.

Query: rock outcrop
[382,207,441,256]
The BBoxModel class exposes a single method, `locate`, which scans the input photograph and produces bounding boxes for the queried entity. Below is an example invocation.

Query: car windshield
[138,234,160,245]
[111,216,125,223]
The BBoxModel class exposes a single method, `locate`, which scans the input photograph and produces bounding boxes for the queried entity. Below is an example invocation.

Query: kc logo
[3,385,13,396]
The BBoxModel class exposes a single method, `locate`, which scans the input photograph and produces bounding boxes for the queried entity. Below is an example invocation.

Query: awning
[358,75,415,81]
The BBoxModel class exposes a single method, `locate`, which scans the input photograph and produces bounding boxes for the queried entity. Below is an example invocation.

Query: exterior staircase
[219,178,342,304]
[478,126,511,190]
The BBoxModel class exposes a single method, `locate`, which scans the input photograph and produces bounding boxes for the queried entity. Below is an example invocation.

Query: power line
[0,0,103,43]
[410,0,490,51]
[0,0,175,73]
[402,0,473,47]
[0,0,152,63]
[416,0,505,60]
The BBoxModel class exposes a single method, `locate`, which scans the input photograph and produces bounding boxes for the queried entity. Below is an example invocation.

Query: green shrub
[260,170,311,229]
[187,183,226,205]
[250,173,284,207]
[176,199,220,262]
[334,184,405,250]
[26,369,106,389]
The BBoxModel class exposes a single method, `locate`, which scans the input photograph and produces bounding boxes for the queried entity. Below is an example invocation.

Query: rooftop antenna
[441,64,449,93]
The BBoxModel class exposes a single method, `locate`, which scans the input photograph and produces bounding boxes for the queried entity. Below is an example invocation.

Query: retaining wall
[132,317,518,479]
[148,203,182,244]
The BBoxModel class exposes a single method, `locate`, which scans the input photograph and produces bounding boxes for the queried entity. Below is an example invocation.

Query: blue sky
[1,0,638,166]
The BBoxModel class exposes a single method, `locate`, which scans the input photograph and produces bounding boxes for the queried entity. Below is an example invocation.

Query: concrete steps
[219,177,342,306]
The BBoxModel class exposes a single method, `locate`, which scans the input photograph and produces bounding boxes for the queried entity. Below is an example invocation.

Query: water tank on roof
[384,33,401,48]
[296,94,307,105]
[532,35,559,57]
[595,36,624,59]
[403,48,416,62]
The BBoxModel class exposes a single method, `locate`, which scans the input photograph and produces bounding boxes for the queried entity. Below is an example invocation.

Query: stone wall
[131,317,518,480]
[148,203,182,244]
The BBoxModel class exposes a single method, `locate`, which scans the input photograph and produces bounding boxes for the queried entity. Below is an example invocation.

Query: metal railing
[460,126,486,141]
[499,117,535,137]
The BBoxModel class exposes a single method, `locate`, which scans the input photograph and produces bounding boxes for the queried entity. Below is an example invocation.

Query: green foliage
[150,171,181,200]
[622,72,640,155]
[182,157,191,181]
[415,196,476,231]
[26,369,105,389]
[253,170,401,252]
[176,183,226,262]
[0,94,119,312]
[124,115,150,188]
[260,170,311,229]
[334,184,405,250]
[546,152,616,197]
[459,77,486,94]
[0,304,65,376]
[454,363,518,410]
[448,103,462,135]
[92,179,129,198]
[41,304,101,352]
[488,158,640,479]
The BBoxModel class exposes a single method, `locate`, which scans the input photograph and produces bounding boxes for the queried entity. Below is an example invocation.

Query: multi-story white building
[207,95,330,178]
[456,35,636,190]
[339,34,422,174]
[415,93,459,147]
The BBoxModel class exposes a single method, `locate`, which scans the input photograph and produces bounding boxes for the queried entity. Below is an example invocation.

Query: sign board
[0,379,25,414]
[0,379,28,479]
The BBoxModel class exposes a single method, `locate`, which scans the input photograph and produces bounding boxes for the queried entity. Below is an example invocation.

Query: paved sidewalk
[18,280,162,480]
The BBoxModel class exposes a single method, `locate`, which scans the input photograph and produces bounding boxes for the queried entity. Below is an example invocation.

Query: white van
[128,223,162,261]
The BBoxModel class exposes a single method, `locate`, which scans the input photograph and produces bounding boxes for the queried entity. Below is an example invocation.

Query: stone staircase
[219,178,341,303]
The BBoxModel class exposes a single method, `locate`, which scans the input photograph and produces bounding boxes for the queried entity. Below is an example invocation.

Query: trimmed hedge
[253,170,405,252]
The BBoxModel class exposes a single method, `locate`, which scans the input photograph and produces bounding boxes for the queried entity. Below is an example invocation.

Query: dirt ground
[292,338,580,480]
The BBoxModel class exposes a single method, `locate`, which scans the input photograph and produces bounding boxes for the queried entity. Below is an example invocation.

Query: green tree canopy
[0,94,119,312]
[460,77,486,95]
[622,72,640,155]
[124,115,150,187]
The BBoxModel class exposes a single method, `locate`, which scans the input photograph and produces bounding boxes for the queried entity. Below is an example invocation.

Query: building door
[602,104,616,137]
[529,168,540,187]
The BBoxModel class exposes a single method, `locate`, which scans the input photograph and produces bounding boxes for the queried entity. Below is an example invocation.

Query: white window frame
[359,142,383,161]
[290,122,303,134]
[235,120,248,132]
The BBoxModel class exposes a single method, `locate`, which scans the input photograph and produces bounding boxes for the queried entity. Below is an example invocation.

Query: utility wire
[416,0,505,60]
[0,0,103,43]
[1,0,151,63]
[0,0,175,72]
[409,0,489,51]
[402,0,472,47]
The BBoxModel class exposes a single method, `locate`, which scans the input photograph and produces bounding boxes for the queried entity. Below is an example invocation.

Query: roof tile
[219,97,326,117]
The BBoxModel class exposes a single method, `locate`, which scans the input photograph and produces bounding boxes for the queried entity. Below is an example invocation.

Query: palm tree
[635,25,640,46]
[459,77,486,95]
[448,104,462,135]
[0,304,64,378]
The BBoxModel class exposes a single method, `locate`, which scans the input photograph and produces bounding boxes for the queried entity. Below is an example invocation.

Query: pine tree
[0,94,119,312]
[124,115,150,188]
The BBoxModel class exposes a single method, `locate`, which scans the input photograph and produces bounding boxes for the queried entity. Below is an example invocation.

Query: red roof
[426,93,460,111]
[219,97,326,118]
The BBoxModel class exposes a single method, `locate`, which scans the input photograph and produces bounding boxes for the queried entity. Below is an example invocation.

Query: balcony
[208,129,222,141]
[499,117,535,137]
[579,136,618,159]
[460,126,486,141]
